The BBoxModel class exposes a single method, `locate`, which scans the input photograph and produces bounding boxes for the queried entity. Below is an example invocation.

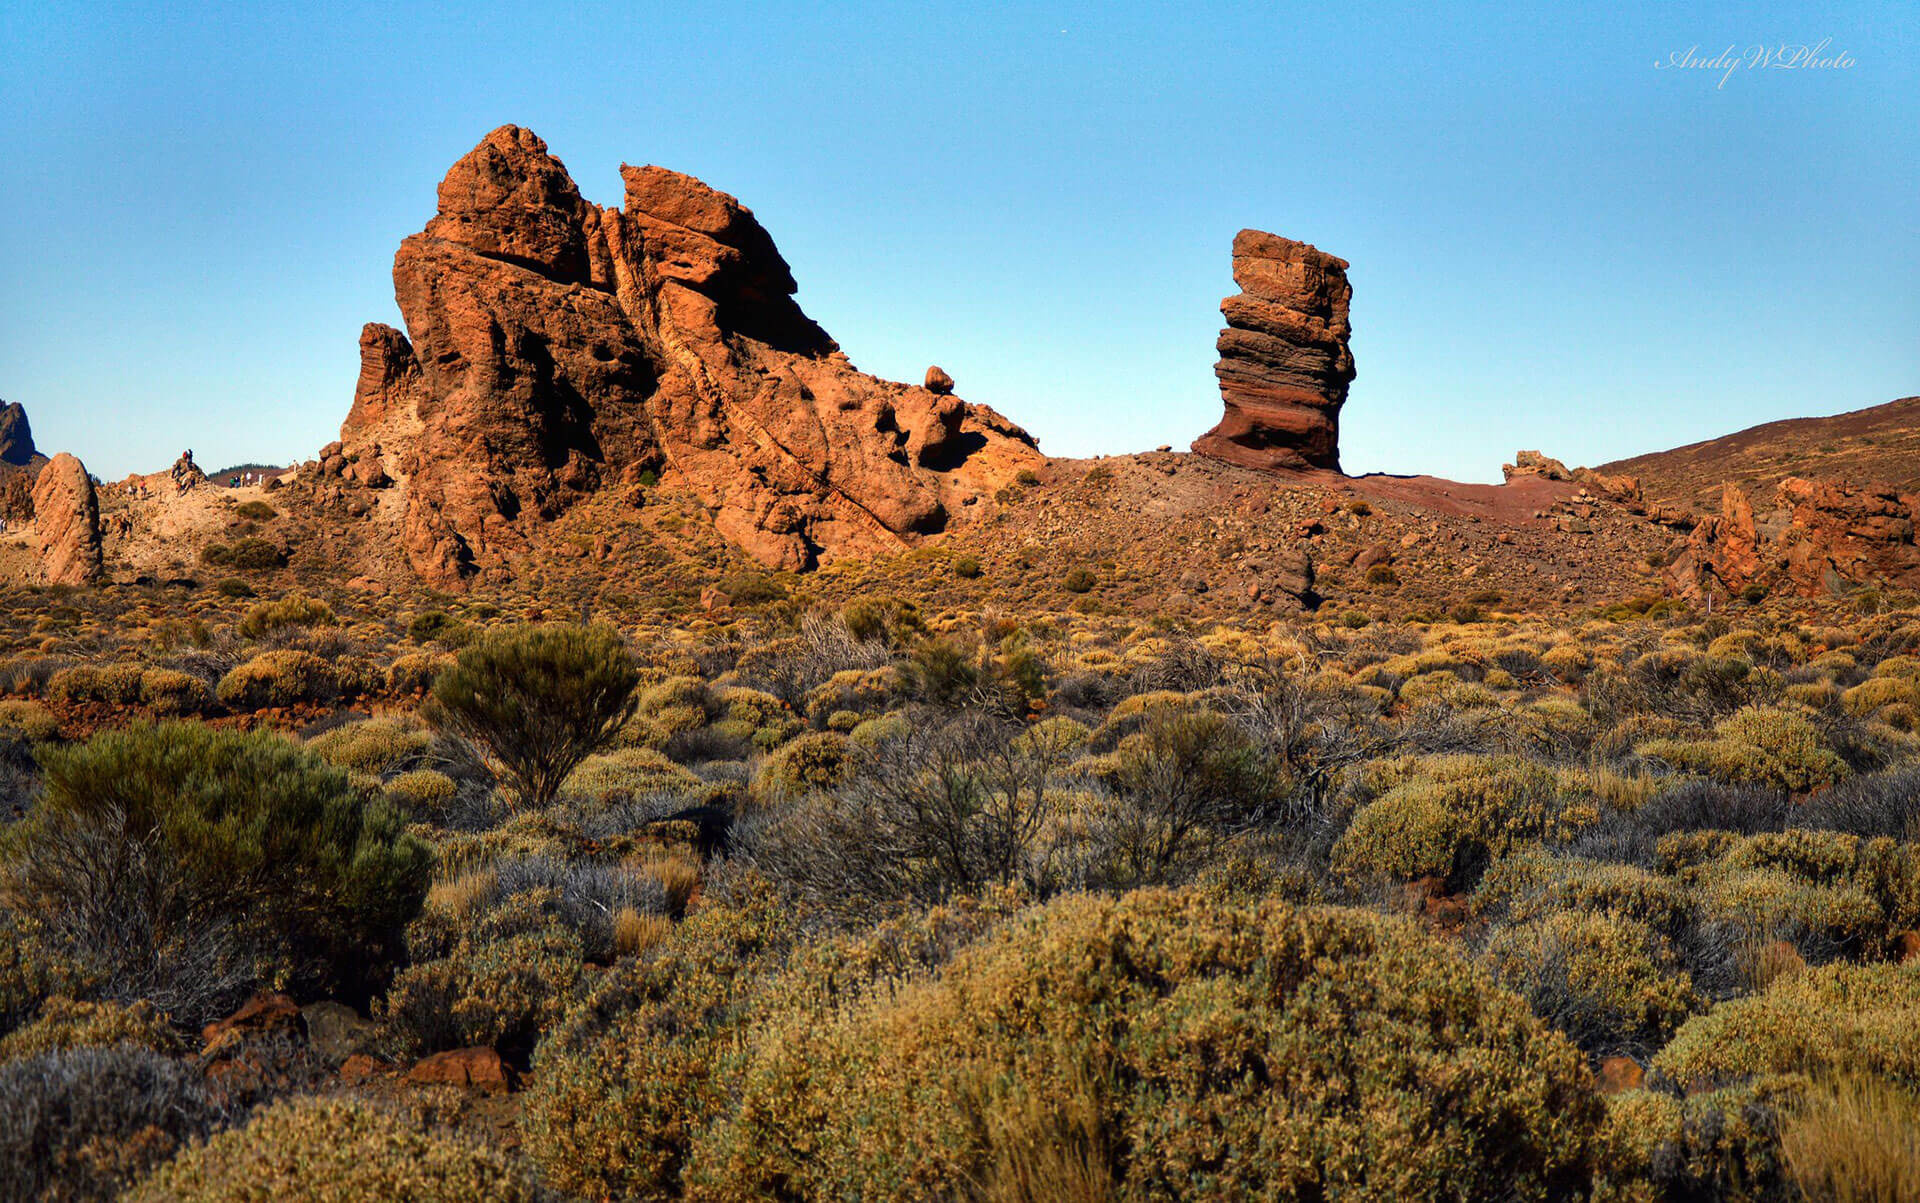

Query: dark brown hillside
[1600,396,1920,511]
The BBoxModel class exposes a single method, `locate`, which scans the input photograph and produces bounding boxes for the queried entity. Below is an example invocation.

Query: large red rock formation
[32,452,103,585]
[1668,476,1919,599]
[339,126,1039,585]
[1192,230,1354,473]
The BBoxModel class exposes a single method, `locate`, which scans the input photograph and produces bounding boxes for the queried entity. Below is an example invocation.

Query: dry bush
[1781,1076,1920,1203]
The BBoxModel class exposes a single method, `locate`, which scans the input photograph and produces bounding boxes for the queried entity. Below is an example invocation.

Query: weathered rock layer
[338,126,1040,585]
[1192,230,1354,473]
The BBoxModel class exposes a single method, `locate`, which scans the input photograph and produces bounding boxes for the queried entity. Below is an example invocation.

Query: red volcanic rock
[408,1046,512,1094]
[925,365,954,395]
[1192,230,1354,473]
[31,452,103,585]
[340,126,1040,586]
[1669,476,1919,598]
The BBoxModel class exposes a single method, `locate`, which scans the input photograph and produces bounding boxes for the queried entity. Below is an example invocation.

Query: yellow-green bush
[1476,849,1693,937]
[1597,1077,1805,1202]
[237,594,334,640]
[1842,675,1920,719]
[125,1097,544,1202]
[689,889,1605,1201]
[1637,705,1848,792]
[0,996,183,1063]
[0,699,58,741]
[384,769,457,816]
[380,920,589,1061]
[215,649,338,710]
[564,747,700,805]
[522,885,798,1201]
[137,668,212,716]
[750,730,852,804]
[307,715,431,774]
[46,663,142,705]
[1483,910,1700,1055]
[1651,961,1920,1090]
[0,911,95,1038]
[1333,755,1592,888]
[385,650,452,696]
[637,674,714,735]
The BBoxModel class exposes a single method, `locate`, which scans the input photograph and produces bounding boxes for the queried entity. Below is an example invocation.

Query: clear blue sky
[3,1,1914,482]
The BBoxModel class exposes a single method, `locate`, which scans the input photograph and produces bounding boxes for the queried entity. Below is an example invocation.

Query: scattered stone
[408,1046,512,1094]
[1596,1057,1645,1094]
[201,991,301,1056]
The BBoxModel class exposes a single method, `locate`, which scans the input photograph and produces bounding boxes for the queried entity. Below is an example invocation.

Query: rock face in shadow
[0,402,41,468]
[338,126,1040,586]
[32,452,103,585]
[1192,230,1354,473]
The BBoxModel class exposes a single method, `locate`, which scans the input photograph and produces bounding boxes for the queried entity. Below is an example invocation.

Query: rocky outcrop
[1192,230,1354,473]
[1668,477,1919,599]
[339,125,1040,586]
[32,452,103,585]
[1503,451,1571,482]
[0,402,41,468]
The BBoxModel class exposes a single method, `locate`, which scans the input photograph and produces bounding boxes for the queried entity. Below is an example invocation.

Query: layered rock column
[1192,230,1355,473]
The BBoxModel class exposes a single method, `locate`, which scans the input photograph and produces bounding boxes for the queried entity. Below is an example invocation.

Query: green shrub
[690,889,1604,1200]
[215,649,338,710]
[126,1096,544,1202]
[238,594,334,639]
[428,624,640,810]
[0,911,96,1040]
[0,722,430,1020]
[200,537,285,570]
[213,578,255,598]
[952,554,983,579]
[232,500,276,521]
[1062,565,1097,593]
